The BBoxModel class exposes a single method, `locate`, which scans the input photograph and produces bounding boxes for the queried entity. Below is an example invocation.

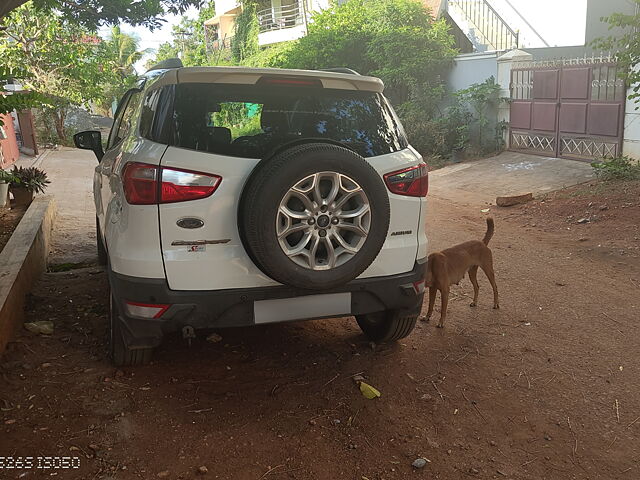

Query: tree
[0,4,105,141]
[0,0,202,30]
[232,1,259,63]
[593,0,640,103]
[245,0,456,157]
[97,26,149,115]
[146,1,216,68]
[271,0,456,105]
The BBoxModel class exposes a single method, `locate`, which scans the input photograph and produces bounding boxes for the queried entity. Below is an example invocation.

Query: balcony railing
[257,2,305,33]
[448,0,519,51]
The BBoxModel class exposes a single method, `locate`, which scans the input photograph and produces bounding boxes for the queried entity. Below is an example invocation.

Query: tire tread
[356,310,418,343]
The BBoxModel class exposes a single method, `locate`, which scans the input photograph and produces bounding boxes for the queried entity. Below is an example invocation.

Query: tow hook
[182,325,196,346]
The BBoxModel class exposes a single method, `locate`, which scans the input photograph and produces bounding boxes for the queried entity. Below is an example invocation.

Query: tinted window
[115,91,141,144]
[140,86,174,144]
[106,93,130,149]
[170,83,407,158]
[107,90,141,149]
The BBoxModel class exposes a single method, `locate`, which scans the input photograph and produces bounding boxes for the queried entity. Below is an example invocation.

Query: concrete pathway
[429,151,595,207]
[16,147,97,264]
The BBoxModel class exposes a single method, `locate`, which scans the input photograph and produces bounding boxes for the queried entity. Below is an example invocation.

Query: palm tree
[97,27,150,116]
[105,26,149,80]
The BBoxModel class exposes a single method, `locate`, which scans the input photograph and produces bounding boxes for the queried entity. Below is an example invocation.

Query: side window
[113,91,141,146]
[107,92,131,150]
[106,90,141,150]
[140,86,174,145]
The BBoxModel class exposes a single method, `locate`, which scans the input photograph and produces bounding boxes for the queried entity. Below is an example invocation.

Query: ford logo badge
[177,217,204,229]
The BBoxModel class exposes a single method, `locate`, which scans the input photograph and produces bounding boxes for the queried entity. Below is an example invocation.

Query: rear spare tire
[239,143,390,290]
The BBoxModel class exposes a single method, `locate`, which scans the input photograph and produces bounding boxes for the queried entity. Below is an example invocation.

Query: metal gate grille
[509,55,626,161]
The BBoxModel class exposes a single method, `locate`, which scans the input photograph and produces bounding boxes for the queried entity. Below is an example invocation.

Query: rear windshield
[169,83,407,158]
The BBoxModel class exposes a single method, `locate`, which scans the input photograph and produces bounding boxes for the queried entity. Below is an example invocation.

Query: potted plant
[0,169,16,208]
[9,166,50,207]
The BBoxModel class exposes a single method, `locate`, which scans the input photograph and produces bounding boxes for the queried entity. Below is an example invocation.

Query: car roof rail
[320,67,361,75]
[146,57,183,72]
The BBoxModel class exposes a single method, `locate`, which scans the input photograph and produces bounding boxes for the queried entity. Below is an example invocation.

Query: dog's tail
[482,217,495,245]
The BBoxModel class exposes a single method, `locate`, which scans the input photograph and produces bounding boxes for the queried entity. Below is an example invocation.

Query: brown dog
[423,218,499,328]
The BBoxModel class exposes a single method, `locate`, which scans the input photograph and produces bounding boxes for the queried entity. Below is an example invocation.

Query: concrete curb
[0,196,57,355]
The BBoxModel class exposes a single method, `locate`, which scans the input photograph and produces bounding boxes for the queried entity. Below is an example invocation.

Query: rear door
[157,81,422,291]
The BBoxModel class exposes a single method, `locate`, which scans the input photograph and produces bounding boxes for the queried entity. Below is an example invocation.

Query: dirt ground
[497,179,640,269]
[1,181,639,480]
[0,205,27,253]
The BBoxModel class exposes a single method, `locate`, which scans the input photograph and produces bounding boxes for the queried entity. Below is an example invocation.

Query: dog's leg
[423,286,437,322]
[468,266,479,307]
[481,259,499,309]
[437,286,449,328]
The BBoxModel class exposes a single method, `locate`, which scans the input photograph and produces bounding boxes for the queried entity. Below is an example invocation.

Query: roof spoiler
[146,57,183,72]
[320,67,361,75]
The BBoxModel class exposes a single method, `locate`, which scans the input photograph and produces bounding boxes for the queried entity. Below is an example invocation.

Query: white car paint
[94,66,428,291]
[157,146,424,290]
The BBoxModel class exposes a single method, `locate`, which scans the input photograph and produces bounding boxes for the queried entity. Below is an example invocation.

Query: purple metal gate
[509,57,626,160]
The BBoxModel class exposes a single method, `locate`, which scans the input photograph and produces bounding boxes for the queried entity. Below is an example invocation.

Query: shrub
[10,166,50,193]
[591,156,640,180]
[232,1,260,63]
[0,169,17,184]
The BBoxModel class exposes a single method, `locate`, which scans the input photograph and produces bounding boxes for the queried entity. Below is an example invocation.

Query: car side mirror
[74,130,104,162]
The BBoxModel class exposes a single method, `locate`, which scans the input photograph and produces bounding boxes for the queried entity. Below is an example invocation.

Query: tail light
[161,167,221,203]
[383,163,429,197]
[122,163,221,205]
[122,162,158,205]
[124,301,170,319]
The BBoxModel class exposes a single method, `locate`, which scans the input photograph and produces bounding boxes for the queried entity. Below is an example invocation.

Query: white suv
[74,60,428,366]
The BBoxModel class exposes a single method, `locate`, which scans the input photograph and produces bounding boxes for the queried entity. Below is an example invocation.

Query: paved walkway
[429,151,595,207]
[16,147,96,264]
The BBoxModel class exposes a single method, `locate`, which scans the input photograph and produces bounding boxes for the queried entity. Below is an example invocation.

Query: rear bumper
[109,260,426,349]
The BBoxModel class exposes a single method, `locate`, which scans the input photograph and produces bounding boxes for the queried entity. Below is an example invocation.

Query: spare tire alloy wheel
[277,171,371,270]
[239,143,390,290]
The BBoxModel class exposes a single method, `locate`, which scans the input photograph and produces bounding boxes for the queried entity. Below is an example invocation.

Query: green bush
[271,0,456,103]
[400,77,505,158]
[400,97,472,157]
[591,156,640,180]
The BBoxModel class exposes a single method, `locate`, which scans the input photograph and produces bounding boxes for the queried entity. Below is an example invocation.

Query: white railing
[257,2,305,33]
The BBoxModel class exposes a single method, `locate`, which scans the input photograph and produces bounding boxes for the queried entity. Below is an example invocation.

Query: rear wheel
[96,217,107,266]
[109,294,154,366]
[356,310,418,343]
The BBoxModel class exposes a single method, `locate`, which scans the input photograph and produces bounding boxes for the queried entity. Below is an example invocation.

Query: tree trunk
[52,110,66,144]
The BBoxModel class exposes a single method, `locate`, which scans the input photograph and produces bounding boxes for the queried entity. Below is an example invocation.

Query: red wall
[0,113,20,169]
